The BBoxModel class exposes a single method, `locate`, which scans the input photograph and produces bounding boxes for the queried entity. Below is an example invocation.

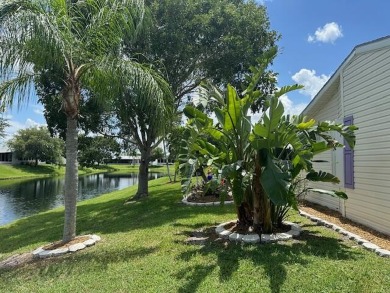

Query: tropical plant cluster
[179,49,357,233]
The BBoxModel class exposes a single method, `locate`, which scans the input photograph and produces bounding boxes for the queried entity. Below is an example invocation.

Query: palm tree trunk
[135,147,151,198]
[63,117,78,243]
[252,158,262,233]
[253,151,272,233]
[260,192,272,233]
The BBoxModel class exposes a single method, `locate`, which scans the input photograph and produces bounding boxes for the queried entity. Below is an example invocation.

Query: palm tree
[0,0,169,243]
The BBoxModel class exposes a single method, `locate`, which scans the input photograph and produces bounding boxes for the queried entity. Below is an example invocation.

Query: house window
[344,116,354,188]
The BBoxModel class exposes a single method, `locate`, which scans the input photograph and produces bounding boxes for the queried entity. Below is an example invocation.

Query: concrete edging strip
[215,221,301,244]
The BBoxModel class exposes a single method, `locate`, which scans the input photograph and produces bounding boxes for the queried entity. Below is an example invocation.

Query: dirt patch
[43,235,91,250]
[300,201,390,250]
[186,193,233,203]
[0,253,34,270]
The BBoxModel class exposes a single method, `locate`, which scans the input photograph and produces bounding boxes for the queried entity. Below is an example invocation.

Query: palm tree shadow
[175,230,363,293]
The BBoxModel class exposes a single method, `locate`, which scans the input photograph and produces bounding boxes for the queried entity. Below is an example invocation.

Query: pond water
[0,172,163,226]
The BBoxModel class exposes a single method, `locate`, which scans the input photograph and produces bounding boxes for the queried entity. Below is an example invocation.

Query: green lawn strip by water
[107,164,174,174]
[0,177,389,293]
[0,163,174,181]
[0,164,116,180]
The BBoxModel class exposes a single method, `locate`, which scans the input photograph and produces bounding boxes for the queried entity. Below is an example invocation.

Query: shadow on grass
[9,164,62,176]
[0,178,233,254]
[2,246,157,277]
[174,227,362,293]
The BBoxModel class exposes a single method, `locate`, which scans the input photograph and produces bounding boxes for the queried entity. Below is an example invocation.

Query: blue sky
[263,0,390,115]
[2,0,390,144]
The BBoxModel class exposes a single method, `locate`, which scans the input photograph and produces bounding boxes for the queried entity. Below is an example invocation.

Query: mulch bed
[43,235,91,250]
[300,201,390,250]
[186,193,233,203]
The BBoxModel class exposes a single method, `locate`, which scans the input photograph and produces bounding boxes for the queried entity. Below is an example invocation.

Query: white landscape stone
[261,234,279,243]
[242,234,260,244]
[362,242,379,251]
[376,249,390,257]
[219,230,232,239]
[51,247,69,256]
[32,247,44,257]
[38,250,53,259]
[321,220,332,227]
[345,232,360,240]
[288,222,302,232]
[229,233,243,242]
[339,230,349,236]
[69,243,86,252]
[91,235,101,242]
[276,233,293,241]
[83,239,96,247]
[332,225,342,232]
[286,230,300,237]
[299,210,308,217]
[215,224,227,234]
[355,238,369,245]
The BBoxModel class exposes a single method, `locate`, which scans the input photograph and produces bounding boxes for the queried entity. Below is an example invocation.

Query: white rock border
[182,197,234,206]
[215,220,301,244]
[299,210,390,258]
[32,234,101,259]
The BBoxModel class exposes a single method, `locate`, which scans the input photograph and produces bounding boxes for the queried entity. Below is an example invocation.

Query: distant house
[302,36,390,236]
[114,155,141,165]
[0,146,16,164]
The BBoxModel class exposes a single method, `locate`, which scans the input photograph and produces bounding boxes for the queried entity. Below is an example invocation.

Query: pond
[0,172,164,226]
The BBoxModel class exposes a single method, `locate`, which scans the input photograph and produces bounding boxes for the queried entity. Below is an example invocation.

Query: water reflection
[0,172,163,226]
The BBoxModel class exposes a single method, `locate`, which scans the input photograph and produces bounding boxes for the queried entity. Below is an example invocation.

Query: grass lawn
[0,178,389,292]
[0,163,173,181]
[0,164,115,180]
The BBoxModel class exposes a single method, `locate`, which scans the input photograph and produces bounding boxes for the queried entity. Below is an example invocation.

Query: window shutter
[344,116,354,188]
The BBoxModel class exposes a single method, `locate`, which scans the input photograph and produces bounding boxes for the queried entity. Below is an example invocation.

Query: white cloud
[308,22,343,44]
[1,118,46,143]
[292,69,330,98]
[32,105,44,116]
[279,95,307,116]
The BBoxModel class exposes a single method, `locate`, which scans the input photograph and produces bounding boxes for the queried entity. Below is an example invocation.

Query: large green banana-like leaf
[316,121,358,149]
[306,170,340,183]
[274,84,304,99]
[263,96,284,135]
[225,84,241,131]
[297,118,316,130]
[260,154,291,205]
[183,105,213,128]
[308,188,348,199]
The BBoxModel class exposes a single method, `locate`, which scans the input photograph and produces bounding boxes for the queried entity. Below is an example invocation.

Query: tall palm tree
[0,0,170,243]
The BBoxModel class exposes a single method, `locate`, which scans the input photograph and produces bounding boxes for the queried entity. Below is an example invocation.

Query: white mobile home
[302,36,390,236]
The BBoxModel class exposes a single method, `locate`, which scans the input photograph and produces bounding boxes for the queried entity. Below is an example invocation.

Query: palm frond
[0,73,36,109]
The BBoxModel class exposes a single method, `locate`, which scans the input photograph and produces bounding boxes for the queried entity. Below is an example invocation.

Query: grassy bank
[0,164,113,180]
[0,178,389,292]
[0,163,173,180]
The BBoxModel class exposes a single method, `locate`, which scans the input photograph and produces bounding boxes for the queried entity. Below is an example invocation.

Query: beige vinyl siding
[341,45,390,235]
[304,89,342,211]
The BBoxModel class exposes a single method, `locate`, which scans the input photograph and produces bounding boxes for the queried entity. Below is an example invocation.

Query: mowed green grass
[0,163,116,180]
[0,163,173,180]
[0,177,389,293]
